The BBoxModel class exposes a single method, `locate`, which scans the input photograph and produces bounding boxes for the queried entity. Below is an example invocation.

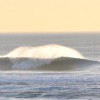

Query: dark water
[0,33,100,99]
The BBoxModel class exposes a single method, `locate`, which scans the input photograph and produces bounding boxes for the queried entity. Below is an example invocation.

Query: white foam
[5,44,84,59]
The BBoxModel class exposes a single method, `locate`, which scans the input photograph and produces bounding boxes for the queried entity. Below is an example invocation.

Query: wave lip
[4,44,84,59]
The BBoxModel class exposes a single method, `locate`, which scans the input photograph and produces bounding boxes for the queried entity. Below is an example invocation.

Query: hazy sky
[0,0,100,33]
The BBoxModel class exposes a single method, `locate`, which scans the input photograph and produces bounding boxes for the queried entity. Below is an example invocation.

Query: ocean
[0,33,100,100]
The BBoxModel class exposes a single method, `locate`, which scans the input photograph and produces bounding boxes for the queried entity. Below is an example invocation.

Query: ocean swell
[0,44,99,72]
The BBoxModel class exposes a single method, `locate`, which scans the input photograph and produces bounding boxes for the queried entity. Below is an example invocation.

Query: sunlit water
[0,33,100,99]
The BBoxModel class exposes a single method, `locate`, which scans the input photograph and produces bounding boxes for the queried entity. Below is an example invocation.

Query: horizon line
[0,32,100,34]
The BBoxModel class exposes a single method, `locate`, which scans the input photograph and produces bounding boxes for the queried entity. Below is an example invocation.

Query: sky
[0,0,100,33]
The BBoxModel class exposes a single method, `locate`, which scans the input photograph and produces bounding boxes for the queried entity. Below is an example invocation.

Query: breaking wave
[0,44,100,72]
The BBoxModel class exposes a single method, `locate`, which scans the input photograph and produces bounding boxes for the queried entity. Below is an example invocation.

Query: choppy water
[0,33,100,99]
[0,72,100,100]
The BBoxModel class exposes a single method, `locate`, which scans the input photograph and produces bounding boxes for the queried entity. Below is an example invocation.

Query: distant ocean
[0,33,100,100]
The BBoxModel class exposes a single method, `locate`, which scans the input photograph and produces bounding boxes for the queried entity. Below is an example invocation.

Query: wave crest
[5,44,84,59]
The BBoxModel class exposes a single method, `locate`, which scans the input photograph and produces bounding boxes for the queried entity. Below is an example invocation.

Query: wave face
[0,57,99,72]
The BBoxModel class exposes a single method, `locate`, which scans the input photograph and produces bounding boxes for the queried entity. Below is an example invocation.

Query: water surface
[0,33,100,99]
